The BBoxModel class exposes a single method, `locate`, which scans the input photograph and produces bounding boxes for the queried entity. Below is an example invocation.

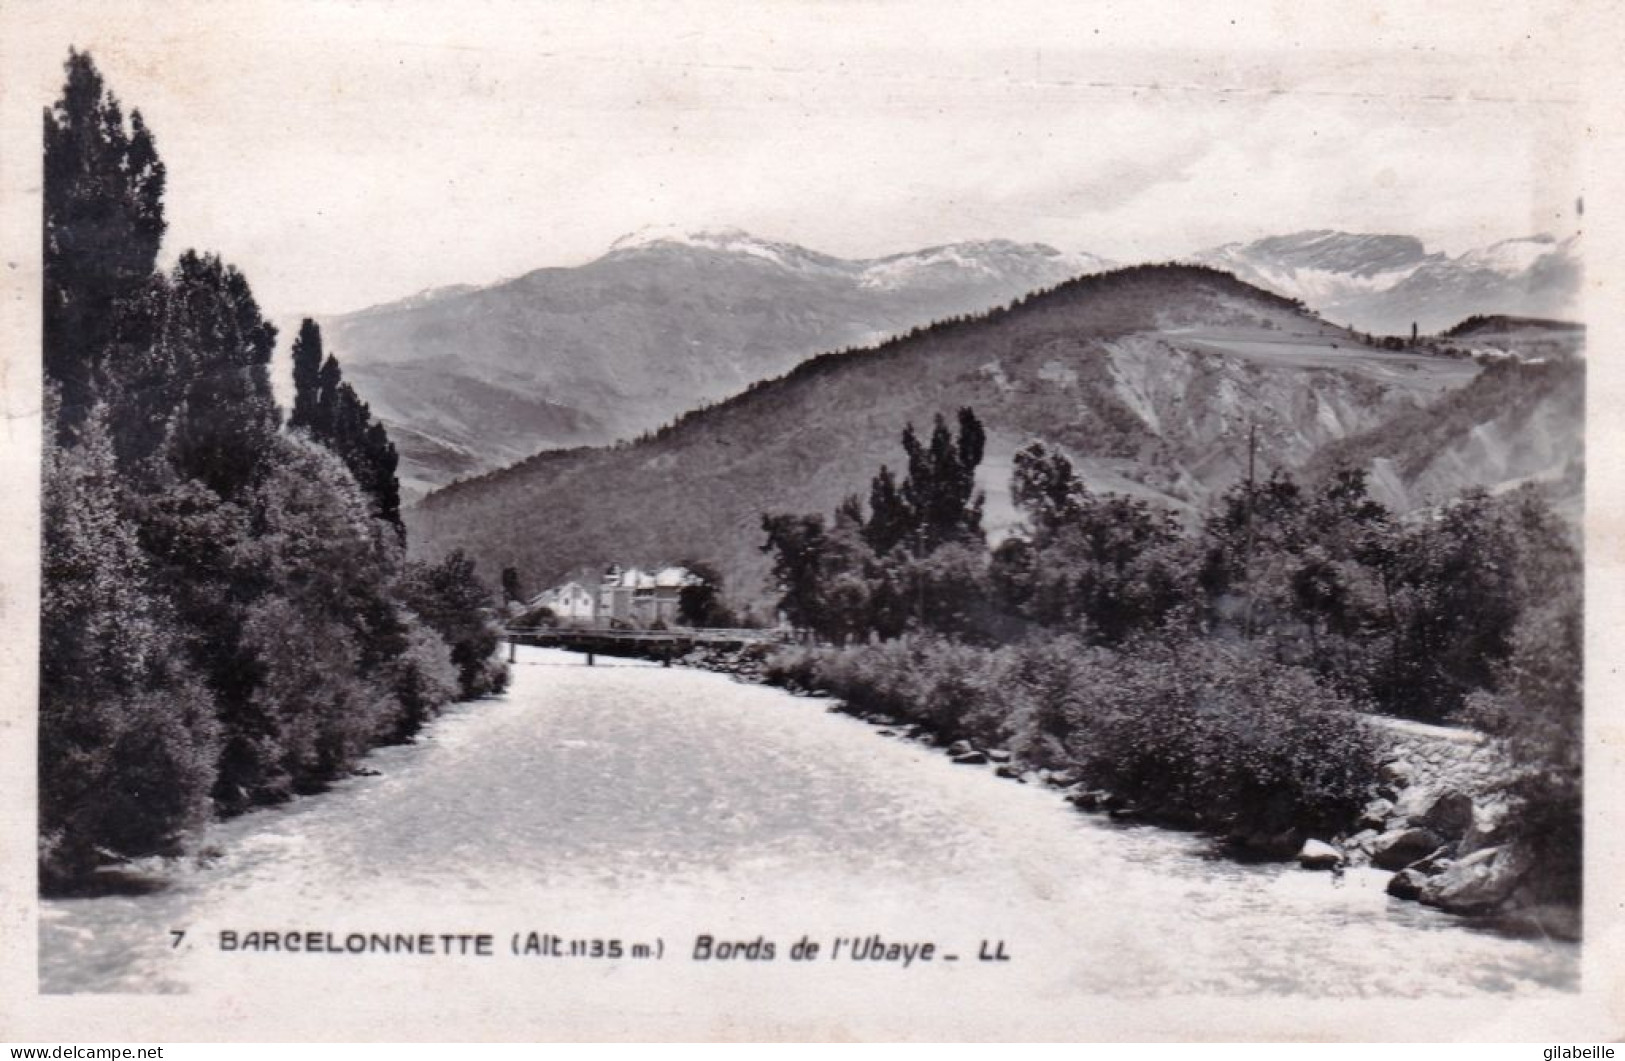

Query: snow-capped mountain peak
[604,225,845,272]
[1191,229,1580,333]
[1456,234,1565,277]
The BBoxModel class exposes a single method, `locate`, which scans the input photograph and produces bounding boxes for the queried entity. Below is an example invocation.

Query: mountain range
[322,228,1107,496]
[322,227,1581,496]
[1189,230,1581,337]
[404,265,1583,609]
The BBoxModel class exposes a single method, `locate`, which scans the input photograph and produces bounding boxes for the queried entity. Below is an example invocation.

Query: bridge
[503,626,778,665]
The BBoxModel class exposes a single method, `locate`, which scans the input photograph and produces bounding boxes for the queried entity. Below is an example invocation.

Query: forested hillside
[409,265,1483,607]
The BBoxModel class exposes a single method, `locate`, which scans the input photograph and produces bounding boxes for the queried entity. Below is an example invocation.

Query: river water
[39,647,1577,1026]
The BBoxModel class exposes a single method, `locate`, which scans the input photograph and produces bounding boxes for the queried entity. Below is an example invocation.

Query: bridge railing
[502,626,782,644]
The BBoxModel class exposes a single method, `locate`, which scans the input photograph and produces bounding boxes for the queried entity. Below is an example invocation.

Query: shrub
[763,637,1011,743]
[1066,639,1383,836]
[766,632,1383,841]
[381,618,460,741]
[1003,635,1109,768]
[401,550,510,699]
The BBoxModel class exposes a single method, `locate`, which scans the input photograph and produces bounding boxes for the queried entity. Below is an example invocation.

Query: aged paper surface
[1,0,1622,1041]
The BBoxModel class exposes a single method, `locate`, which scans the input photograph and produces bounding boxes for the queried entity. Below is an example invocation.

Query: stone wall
[1376,718,1504,800]
[1312,717,1573,934]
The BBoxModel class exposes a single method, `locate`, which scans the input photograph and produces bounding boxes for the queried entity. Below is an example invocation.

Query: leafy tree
[1002,440,1187,643]
[1010,441,1085,533]
[1366,490,1522,721]
[39,397,217,885]
[501,566,526,605]
[863,465,912,556]
[401,550,509,699]
[760,512,829,633]
[38,51,467,888]
[677,559,733,627]
[899,407,986,554]
[379,622,461,742]
[289,320,403,534]
[234,437,410,793]
[1457,489,1582,903]
[43,50,166,439]
[896,541,998,642]
[162,251,282,498]
[289,317,324,431]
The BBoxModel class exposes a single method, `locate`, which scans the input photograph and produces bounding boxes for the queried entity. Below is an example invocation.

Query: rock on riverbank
[1324,720,1577,939]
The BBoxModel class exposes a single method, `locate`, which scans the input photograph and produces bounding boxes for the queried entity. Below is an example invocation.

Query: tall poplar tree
[289,319,403,535]
[43,50,166,438]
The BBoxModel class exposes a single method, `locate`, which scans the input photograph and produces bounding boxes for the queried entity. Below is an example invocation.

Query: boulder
[1297,839,1344,870]
[1391,783,1436,822]
[947,740,975,758]
[985,748,1013,764]
[1240,827,1305,859]
[950,750,988,766]
[1066,790,1102,810]
[1405,849,1454,876]
[1358,798,1395,832]
[1386,868,1428,900]
[1379,760,1415,788]
[876,729,896,737]
[1460,798,1514,855]
[1417,789,1476,839]
[1420,845,1529,915]
[1069,789,1123,811]
[1345,829,1381,857]
[1371,827,1445,870]
[1045,768,1082,789]
[994,763,1023,780]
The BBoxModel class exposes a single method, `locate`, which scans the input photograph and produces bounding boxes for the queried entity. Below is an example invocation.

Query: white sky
[8,0,1587,319]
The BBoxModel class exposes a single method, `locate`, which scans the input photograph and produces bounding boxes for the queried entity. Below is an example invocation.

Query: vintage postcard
[1,0,1622,1042]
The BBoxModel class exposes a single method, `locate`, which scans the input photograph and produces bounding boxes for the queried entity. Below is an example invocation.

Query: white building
[527,581,597,625]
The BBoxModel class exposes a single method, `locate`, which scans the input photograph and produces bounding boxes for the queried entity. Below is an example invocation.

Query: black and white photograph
[1,0,1620,1042]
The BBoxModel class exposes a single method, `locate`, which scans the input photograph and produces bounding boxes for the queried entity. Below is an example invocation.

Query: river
[39,647,1577,1028]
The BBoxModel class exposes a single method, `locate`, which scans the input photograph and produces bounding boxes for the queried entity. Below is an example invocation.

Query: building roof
[602,565,692,589]
[654,566,694,588]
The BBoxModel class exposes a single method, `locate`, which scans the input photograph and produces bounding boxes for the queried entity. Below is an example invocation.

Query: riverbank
[681,640,1580,941]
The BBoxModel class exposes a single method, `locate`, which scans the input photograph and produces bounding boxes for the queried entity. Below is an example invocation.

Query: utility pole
[1241,421,1258,639]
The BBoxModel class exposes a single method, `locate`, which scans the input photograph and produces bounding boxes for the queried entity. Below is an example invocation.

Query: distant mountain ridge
[1190,230,1581,335]
[322,230,1110,495]
[406,264,1574,608]
[323,225,1580,497]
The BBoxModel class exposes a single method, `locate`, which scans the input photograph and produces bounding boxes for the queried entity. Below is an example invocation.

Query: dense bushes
[1066,641,1381,836]
[769,637,1014,747]
[760,412,1578,861]
[764,634,1382,839]
[1462,494,1585,906]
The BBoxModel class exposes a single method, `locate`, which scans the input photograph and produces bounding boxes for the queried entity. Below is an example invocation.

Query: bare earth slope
[1305,325,1584,521]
